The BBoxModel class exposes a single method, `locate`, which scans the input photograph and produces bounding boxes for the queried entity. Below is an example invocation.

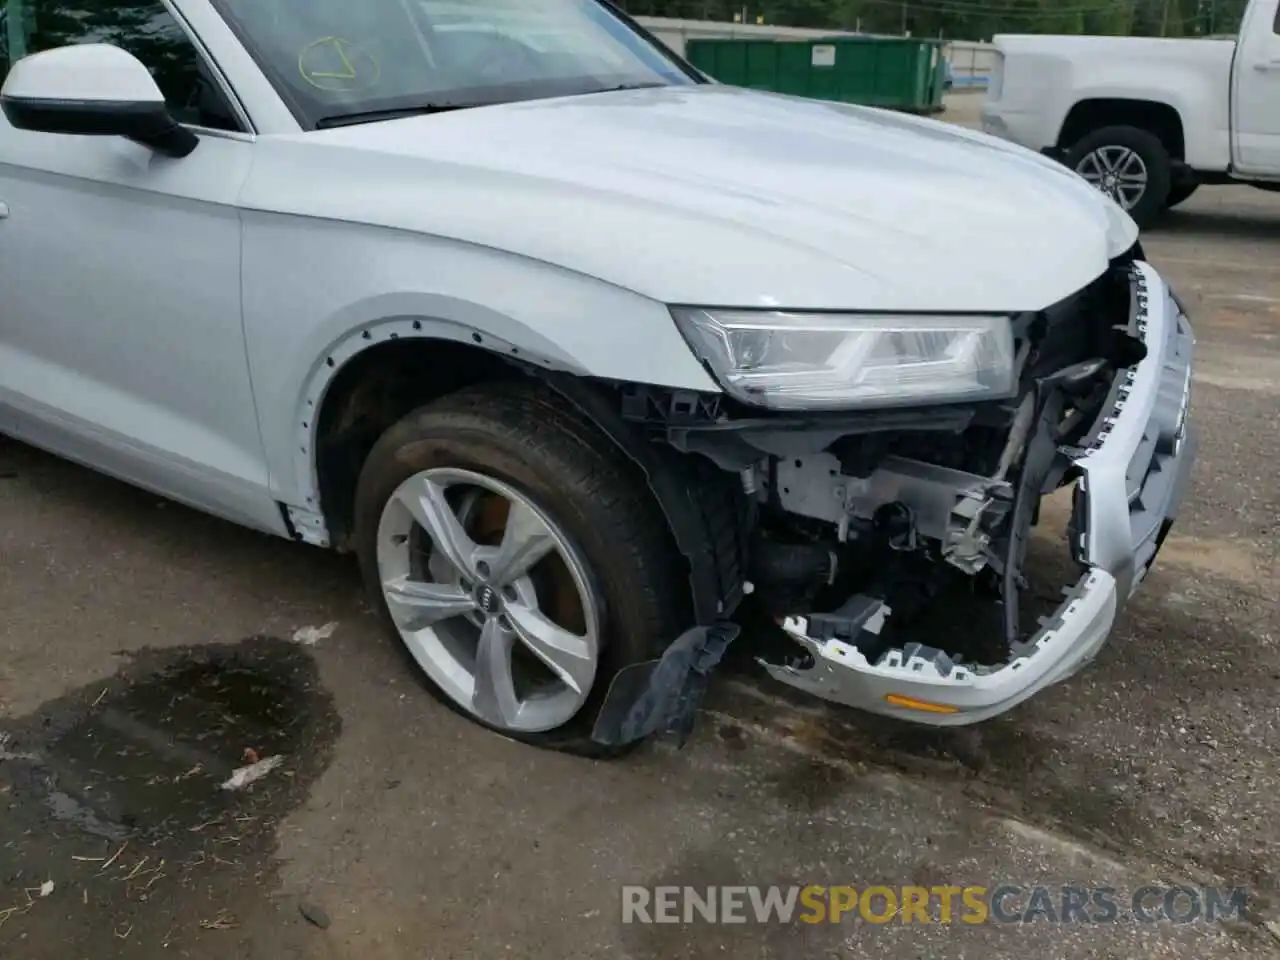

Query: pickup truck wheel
[1166,182,1199,208]
[1065,125,1172,228]
[352,381,687,757]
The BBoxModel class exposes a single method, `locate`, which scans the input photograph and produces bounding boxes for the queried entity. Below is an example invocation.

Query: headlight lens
[671,308,1016,410]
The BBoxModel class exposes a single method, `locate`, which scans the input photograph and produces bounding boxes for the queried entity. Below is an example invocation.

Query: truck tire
[1064,125,1172,228]
[352,379,689,758]
[1166,181,1199,208]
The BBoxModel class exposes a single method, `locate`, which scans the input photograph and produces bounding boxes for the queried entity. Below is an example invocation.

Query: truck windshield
[212,0,700,128]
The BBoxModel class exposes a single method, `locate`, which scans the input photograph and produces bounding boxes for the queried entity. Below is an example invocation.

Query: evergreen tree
[615,0,1255,39]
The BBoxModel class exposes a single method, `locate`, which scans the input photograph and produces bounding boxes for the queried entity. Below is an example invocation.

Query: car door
[0,0,282,533]
[1232,0,1280,175]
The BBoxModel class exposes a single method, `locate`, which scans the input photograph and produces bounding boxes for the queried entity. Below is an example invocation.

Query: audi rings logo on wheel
[476,584,500,615]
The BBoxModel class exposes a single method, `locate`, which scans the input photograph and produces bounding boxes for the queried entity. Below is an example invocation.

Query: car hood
[251,85,1133,312]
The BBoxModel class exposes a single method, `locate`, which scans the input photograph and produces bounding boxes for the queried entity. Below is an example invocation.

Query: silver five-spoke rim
[1076,146,1148,211]
[377,467,601,733]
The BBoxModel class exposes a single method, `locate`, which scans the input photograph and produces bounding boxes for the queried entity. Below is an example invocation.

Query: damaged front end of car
[553,252,1196,748]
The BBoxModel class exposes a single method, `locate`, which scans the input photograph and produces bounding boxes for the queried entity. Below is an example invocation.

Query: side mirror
[0,43,198,158]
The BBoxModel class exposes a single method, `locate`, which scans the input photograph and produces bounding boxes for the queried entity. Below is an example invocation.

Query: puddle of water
[0,636,340,957]
[37,647,316,841]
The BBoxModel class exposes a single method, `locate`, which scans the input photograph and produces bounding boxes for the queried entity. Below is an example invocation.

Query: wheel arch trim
[283,320,744,629]
[1059,96,1189,155]
[287,314,583,546]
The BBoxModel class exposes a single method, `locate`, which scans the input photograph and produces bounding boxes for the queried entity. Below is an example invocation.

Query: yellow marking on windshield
[299,37,381,91]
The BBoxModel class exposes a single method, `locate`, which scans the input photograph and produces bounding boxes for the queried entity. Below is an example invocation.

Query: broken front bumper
[762,261,1196,725]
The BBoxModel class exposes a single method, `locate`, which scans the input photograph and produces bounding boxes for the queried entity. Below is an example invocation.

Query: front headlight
[671,308,1016,411]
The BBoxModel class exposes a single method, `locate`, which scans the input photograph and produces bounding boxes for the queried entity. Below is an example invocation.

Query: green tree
[614,0,1248,38]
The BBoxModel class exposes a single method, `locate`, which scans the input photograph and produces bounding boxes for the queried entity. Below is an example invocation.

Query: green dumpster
[685,36,948,115]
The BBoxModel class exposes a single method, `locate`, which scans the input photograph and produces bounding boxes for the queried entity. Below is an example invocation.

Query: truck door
[1233,0,1280,174]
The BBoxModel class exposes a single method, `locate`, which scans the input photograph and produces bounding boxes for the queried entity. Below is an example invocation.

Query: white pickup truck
[981,0,1280,226]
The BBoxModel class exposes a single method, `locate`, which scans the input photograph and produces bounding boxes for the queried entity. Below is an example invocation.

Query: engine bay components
[588,259,1194,740]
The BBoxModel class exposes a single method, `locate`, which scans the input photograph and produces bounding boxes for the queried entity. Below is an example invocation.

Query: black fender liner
[537,372,748,626]
[534,372,749,747]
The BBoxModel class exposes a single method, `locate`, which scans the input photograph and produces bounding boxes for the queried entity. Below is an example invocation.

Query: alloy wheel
[376,467,601,733]
[1076,145,1149,211]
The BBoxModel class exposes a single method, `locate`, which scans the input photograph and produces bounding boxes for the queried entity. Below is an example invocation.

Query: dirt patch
[1033,483,1269,587]
[0,637,340,958]
[1033,486,1075,533]
[1156,535,1268,585]
[1190,329,1280,394]
[1193,371,1280,394]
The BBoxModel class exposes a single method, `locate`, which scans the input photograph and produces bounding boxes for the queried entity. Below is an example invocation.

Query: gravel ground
[1,93,1278,959]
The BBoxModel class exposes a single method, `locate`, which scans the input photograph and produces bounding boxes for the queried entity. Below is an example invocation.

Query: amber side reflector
[884,694,959,714]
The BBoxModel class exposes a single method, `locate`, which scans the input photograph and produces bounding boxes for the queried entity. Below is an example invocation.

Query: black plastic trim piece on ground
[589,621,740,748]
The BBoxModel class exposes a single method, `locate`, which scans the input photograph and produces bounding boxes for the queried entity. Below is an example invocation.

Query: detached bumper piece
[590,622,740,748]
[762,262,1196,725]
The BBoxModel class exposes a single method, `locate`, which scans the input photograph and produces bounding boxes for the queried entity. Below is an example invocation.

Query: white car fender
[238,212,720,524]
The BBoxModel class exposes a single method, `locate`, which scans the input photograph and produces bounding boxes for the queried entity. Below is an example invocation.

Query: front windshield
[212,0,700,127]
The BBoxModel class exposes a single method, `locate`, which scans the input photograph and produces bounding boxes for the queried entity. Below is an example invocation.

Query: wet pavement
[2,101,1280,958]
[0,639,340,956]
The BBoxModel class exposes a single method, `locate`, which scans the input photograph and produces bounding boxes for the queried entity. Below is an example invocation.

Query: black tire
[1064,124,1172,229]
[353,379,689,758]
[1166,181,1199,208]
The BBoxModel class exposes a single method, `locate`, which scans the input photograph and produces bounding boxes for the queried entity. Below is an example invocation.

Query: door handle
[0,202,8,219]
[1254,59,1280,72]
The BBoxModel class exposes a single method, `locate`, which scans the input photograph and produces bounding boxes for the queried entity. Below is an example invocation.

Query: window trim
[185,124,255,141]
[595,0,704,82]
[162,0,256,135]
